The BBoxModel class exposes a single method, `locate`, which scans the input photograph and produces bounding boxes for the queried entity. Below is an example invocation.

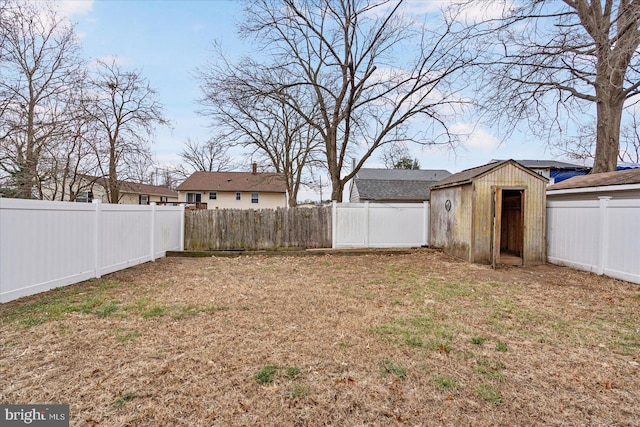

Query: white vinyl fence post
[364,201,370,247]
[150,202,156,261]
[180,203,185,251]
[331,201,337,248]
[92,199,102,278]
[597,196,611,275]
[423,201,429,246]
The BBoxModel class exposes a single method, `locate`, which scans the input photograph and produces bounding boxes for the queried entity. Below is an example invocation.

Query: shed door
[492,188,502,268]
[501,190,524,257]
[493,188,525,268]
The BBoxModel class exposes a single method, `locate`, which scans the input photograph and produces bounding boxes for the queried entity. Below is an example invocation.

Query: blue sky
[62,0,568,200]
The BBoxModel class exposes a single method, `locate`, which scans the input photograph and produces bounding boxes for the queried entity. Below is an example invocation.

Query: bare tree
[40,103,100,201]
[233,0,474,201]
[179,138,234,173]
[381,141,419,169]
[464,0,640,173]
[558,110,640,164]
[0,1,84,198]
[83,59,168,203]
[620,111,640,163]
[199,56,323,206]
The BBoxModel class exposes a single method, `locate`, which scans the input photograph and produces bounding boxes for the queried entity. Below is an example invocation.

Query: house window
[209,191,217,200]
[76,191,93,203]
[251,192,259,204]
[236,192,241,201]
[187,192,202,203]
[160,196,168,203]
[139,195,149,205]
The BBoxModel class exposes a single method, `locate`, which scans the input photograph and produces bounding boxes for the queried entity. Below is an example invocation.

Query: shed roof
[547,168,640,190]
[352,168,451,201]
[176,171,287,193]
[492,159,589,170]
[431,159,547,190]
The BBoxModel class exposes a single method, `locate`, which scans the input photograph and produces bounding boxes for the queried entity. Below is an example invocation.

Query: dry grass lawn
[1,249,639,426]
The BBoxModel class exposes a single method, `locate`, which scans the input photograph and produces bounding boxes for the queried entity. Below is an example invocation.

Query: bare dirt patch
[1,249,639,426]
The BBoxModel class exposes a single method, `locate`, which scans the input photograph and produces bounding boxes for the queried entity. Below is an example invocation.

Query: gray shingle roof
[352,168,451,201]
[355,168,451,181]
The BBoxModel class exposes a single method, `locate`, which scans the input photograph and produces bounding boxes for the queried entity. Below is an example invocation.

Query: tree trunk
[109,137,119,203]
[593,95,624,174]
[330,176,343,202]
[19,103,37,199]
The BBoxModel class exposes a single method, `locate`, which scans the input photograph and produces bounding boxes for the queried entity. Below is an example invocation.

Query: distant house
[74,175,178,204]
[547,167,640,201]
[176,165,287,209]
[349,168,452,203]
[491,160,589,184]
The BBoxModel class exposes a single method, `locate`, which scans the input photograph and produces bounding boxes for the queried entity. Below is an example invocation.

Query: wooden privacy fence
[184,206,332,250]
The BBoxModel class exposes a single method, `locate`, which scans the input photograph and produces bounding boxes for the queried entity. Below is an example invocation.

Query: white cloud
[450,122,502,152]
[55,0,94,17]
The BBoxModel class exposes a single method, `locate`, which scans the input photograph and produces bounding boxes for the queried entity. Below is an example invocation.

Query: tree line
[0,1,168,202]
[2,0,640,205]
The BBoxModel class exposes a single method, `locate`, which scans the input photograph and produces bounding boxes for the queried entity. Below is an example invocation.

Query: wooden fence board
[184,206,332,250]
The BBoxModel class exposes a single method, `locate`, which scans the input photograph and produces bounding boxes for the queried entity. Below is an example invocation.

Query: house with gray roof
[349,168,451,203]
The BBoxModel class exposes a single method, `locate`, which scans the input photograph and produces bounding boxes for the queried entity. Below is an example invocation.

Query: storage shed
[429,160,548,266]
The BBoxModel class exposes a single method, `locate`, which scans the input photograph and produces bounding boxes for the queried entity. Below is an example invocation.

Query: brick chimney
[252,162,257,174]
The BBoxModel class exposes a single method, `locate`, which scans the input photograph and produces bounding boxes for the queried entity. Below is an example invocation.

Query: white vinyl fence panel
[547,197,640,284]
[0,198,184,303]
[333,202,429,248]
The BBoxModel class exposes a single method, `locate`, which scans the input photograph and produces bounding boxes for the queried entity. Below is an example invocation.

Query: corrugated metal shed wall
[472,163,547,264]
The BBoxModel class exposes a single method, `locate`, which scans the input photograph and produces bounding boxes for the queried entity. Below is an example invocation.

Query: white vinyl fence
[0,198,184,303]
[332,202,429,248]
[547,197,640,284]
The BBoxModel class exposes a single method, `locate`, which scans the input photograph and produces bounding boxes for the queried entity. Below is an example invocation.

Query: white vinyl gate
[332,201,429,248]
